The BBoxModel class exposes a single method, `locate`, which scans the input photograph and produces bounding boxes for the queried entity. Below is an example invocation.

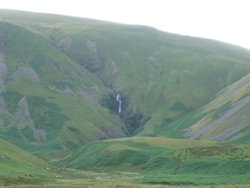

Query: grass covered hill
[62,137,250,185]
[0,138,53,186]
[158,73,250,143]
[0,21,125,158]
[1,9,250,187]
[2,10,250,137]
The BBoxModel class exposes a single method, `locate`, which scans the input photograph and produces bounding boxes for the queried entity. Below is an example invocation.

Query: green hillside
[62,137,250,185]
[0,138,54,185]
[2,9,250,187]
[159,74,250,143]
[2,10,250,137]
[0,21,125,158]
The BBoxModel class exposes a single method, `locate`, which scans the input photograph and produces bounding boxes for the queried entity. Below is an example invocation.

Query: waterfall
[116,94,122,114]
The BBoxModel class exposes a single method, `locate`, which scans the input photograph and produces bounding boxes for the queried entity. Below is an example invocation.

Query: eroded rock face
[53,36,72,52]
[0,56,7,93]
[0,97,5,116]
[78,38,103,73]
[0,97,6,128]
[13,67,40,82]
[0,23,6,93]
[15,97,47,141]
[15,97,34,129]
[85,38,97,53]
[186,96,250,142]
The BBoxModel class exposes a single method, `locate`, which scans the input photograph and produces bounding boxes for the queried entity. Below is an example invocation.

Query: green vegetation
[2,9,250,138]
[0,21,125,156]
[159,74,250,143]
[102,91,149,135]
[1,91,22,113]
[27,96,68,139]
[1,10,250,187]
[0,138,54,186]
[62,137,250,185]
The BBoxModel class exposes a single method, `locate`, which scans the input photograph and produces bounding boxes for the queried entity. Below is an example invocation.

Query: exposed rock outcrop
[13,67,40,82]
[15,97,47,141]
[0,25,7,93]
[0,61,7,93]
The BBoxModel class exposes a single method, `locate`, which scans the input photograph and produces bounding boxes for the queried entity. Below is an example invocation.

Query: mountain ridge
[1,9,250,153]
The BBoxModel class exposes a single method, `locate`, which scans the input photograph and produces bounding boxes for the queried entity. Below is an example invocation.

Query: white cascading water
[116,94,122,114]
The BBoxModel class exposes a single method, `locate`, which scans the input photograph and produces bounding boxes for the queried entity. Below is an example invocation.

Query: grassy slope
[0,137,249,187]
[0,138,55,186]
[62,137,250,185]
[2,10,250,136]
[159,74,250,143]
[0,22,125,157]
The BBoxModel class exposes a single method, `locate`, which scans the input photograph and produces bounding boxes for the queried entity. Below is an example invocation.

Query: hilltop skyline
[0,0,250,50]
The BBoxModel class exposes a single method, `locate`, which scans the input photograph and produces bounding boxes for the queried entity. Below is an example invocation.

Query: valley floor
[2,179,250,188]
[1,169,250,188]
[2,137,250,187]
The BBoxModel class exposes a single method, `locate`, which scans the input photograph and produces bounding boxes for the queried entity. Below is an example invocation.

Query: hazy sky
[1,0,250,50]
